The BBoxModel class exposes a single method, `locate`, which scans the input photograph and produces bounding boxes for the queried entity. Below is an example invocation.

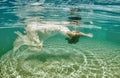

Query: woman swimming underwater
[14,21,93,52]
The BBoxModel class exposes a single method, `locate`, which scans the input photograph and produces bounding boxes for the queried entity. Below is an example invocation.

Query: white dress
[26,21,70,41]
[14,21,70,51]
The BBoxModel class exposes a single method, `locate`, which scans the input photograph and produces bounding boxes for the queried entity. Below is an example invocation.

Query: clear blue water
[0,0,120,78]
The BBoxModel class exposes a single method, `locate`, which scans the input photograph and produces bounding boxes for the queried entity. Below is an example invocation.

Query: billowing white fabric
[26,22,70,38]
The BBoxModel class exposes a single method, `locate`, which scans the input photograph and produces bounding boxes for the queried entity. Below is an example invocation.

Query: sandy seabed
[0,38,120,78]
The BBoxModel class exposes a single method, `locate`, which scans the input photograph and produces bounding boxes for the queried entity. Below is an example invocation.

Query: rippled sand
[0,39,120,78]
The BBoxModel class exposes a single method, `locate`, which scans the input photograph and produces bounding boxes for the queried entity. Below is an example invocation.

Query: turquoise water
[0,0,120,78]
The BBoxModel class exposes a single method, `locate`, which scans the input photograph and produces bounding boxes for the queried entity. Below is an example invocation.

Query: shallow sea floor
[0,38,120,78]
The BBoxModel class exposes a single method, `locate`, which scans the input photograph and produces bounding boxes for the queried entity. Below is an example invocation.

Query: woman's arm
[76,32,93,38]
[67,30,93,38]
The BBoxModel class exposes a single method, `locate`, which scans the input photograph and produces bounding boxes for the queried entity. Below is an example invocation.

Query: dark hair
[68,16,82,21]
[70,8,81,12]
[65,36,80,44]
